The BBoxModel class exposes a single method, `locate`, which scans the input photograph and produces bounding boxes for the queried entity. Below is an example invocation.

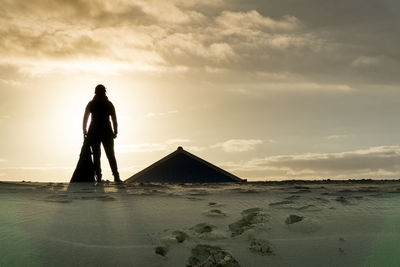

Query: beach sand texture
[1,181,400,266]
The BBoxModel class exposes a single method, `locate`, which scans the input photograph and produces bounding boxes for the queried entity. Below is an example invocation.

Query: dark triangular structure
[70,138,95,183]
[125,147,246,183]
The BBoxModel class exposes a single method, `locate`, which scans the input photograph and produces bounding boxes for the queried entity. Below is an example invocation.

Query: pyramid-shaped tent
[125,147,246,183]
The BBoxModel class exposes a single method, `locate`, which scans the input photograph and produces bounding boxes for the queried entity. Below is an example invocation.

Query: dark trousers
[89,134,119,178]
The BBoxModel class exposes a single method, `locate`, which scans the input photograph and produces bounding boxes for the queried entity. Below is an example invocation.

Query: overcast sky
[1,0,400,182]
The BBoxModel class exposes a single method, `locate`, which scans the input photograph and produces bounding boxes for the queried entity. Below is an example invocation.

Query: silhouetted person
[83,84,121,183]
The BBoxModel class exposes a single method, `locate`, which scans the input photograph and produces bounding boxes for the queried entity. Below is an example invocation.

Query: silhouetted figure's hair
[95,84,106,96]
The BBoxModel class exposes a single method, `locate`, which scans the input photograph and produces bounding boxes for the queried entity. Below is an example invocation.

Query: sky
[1,0,400,182]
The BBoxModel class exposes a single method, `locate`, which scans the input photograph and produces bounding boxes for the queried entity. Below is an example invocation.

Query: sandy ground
[2,181,400,266]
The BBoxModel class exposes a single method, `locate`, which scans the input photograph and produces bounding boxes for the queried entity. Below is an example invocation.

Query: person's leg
[102,136,120,182]
[90,138,102,182]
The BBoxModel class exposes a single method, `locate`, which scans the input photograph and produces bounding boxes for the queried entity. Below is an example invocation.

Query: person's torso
[88,99,113,131]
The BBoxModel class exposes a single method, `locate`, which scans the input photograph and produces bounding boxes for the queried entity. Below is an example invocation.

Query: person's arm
[110,103,118,138]
[83,103,90,137]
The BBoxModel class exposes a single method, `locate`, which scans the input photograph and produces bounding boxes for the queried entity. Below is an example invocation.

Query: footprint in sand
[285,214,322,233]
[203,209,227,217]
[335,196,351,205]
[192,223,215,234]
[249,238,274,255]
[154,229,190,256]
[293,205,321,212]
[208,201,225,208]
[187,244,240,267]
[270,200,321,211]
[155,245,168,256]
[314,197,330,203]
[186,197,203,201]
[96,195,116,201]
[289,189,311,194]
[172,230,189,243]
[285,195,301,200]
[229,208,267,237]
[285,214,303,224]
[269,200,294,207]
[44,194,72,203]
[190,223,228,241]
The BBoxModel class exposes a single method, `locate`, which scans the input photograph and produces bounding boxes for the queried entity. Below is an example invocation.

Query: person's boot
[96,173,102,183]
[114,173,122,183]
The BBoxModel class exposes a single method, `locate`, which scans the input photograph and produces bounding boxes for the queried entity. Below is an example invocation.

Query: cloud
[118,138,265,154]
[184,146,206,152]
[157,33,236,65]
[0,1,165,74]
[1,0,400,86]
[0,115,11,126]
[116,138,192,153]
[0,79,24,87]
[0,0,321,78]
[226,81,354,95]
[165,138,190,144]
[213,139,263,152]
[221,146,400,179]
[216,11,301,33]
[116,143,167,153]
[145,110,178,118]
[0,115,10,120]
[351,56,384,68]
[325,134,353,140]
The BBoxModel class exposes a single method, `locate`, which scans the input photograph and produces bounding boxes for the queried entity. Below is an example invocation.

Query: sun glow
[41,76,149,176]
[48,85,93,154]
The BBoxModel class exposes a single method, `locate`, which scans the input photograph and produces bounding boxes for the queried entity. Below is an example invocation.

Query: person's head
[95,84,106,96]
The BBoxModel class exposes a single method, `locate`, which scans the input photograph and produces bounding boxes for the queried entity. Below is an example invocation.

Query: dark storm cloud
[230,0,400,84]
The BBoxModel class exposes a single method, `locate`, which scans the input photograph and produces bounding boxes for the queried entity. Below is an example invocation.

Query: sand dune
[2,181,400,266]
